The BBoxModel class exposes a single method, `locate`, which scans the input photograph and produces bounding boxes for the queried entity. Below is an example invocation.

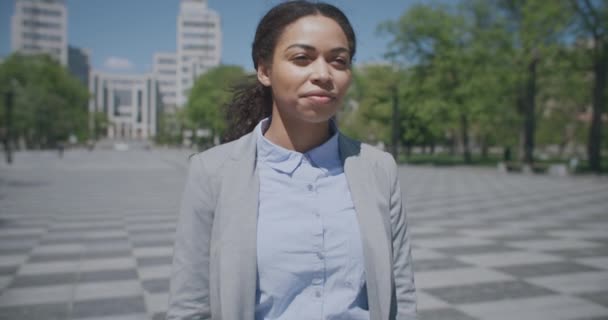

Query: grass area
[398,154,502,167]
[398,153,608,174]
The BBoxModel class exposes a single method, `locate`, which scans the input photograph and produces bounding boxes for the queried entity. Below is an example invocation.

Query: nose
[310,59,331,83]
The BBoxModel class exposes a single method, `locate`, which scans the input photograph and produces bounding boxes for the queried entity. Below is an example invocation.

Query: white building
[11,0,68,65]
[153,52,178,111]
[176,0,222,107]
[89,71,159,139]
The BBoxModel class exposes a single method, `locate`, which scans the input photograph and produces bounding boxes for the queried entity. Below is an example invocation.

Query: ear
[257,62,271,87]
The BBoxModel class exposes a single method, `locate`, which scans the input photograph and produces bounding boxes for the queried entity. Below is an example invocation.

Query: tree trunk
[588,50,606,172]
[523,52,538,165]
[460,113,472,163]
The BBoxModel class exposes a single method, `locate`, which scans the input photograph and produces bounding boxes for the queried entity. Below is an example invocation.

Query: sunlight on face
[259,15,353,124]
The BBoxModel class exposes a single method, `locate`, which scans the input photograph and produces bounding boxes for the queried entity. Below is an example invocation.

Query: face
[257,15,353,125]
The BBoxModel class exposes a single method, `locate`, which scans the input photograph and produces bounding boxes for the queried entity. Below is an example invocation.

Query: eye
[292,54,311,66]
[331,57,350,69]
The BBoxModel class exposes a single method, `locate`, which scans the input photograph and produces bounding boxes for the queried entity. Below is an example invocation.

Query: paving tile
[72,296,146,318]
[0,302,68,320]
[0,284,72,306]
[425,280,557,304]
[415,267,514,290]
[142,278,170,293]
[136,256,173,267]
[79,269,139,283]
[528,271,608,295]
[579,291,608,308]
[418,308,478,320]
[435,244,518,256]
[456,251,564,268]
[414,257,472,272]
[459,295,608,320]
[495,261,601,278]
[10,272,76,288]
[74,280,143,301]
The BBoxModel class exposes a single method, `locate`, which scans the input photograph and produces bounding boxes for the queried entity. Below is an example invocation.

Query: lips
[301,91,336,104]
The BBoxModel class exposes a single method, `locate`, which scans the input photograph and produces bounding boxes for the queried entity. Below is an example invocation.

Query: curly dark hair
[222,0,357,142]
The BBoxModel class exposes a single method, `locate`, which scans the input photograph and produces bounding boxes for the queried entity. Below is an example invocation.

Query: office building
[11,0,68,65]
[89,71,159,139]
[176,0,221,107]
[153,52,178,111]
[68,45,91,88]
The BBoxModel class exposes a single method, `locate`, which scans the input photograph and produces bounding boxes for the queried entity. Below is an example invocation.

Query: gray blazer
[167,131,417,320]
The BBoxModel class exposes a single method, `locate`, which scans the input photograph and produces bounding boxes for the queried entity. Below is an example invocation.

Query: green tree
[184,65,247,144]
[379,2,514,163]
[0,53,89,149]
[495,0,571,164]
[568,0,608,172]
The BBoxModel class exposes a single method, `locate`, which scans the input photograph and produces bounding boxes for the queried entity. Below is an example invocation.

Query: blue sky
[0,0,417,73]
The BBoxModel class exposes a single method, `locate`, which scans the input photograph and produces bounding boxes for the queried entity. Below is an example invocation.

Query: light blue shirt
[254,118,369,320]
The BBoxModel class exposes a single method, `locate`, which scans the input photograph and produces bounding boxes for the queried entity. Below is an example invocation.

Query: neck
[264,111,331,153]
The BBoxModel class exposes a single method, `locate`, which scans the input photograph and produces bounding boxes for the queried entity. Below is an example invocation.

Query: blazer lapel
[339,134,392,320]
[216,133,259,320]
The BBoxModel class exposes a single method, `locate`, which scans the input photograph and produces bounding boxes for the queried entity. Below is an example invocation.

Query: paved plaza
[0,148,607,320]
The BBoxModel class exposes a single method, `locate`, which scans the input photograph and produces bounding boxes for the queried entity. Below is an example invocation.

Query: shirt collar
[255,117,341,175]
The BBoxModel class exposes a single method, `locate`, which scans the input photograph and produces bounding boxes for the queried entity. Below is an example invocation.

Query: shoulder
[189,132,254,175]
[339,133,397,173]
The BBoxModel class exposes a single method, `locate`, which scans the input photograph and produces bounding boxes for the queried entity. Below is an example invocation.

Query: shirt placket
[302,157,326,318]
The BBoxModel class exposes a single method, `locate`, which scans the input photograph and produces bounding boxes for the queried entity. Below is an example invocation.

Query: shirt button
[315,291,322,298]
[307,184,314,191]
[313,210,320,218]
[317,252,324,260]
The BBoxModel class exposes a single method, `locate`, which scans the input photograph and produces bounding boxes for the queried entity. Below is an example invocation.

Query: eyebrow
[285,43,350,55]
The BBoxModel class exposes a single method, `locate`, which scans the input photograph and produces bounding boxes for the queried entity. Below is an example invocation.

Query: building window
[22,7,62,17]
[23,20,61,29]
[159,70,176,75]
[22,32,62,42]
[182,44,215,51]
[183,33,214,40]
[183,21,215,28]
[158,58,176,64]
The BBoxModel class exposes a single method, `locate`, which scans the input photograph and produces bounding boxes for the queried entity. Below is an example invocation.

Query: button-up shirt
[254,118,369,320]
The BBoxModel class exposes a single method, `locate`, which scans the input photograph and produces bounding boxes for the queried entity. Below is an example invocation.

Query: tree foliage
[185,65,247,141]
[0,53,89,149]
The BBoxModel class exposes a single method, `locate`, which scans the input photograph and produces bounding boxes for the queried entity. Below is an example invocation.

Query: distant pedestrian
[167,1,417,319]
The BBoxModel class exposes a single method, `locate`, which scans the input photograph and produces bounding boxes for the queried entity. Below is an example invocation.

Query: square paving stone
[28,252,82,263]
[82,249,132,260]
[79,269,138,283]
[549,246,608,259]
[418,307,478,320]
[152,312,167,320]
[131,238,174,248]
[435,244,518,256]
[0,266,19,276]
[495,261,602,278]
[424,280,557,304]
[414,258,472,273]
[72,296,146,318]
[142,278,170,293]
[0,302,68,320]
[136,256,173,267]
[579,290,608,308]
[10,272,76,288]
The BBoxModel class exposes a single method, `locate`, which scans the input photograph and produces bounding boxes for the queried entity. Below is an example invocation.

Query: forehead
[275,15,349,51]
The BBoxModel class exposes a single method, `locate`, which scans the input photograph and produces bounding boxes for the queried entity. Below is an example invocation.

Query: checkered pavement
[1,150,607,320]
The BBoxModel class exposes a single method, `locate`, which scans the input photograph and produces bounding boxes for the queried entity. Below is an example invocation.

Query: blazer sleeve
[386,155,417,319]
[167,154,214,320]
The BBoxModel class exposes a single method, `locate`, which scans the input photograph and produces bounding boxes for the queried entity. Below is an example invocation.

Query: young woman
[167,1,417,319]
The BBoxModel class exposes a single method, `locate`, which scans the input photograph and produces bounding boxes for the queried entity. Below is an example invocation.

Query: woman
[167,1,417,319]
